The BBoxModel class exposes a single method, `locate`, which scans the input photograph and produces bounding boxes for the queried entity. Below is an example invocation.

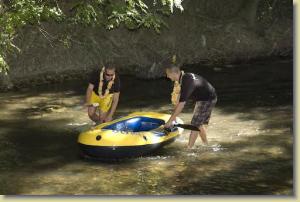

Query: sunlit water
[0,60,293,195]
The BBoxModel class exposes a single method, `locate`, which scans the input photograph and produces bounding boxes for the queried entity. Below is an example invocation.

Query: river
[0,59,293,195]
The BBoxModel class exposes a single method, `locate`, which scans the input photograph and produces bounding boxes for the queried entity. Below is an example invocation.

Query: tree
[0,0,184,73]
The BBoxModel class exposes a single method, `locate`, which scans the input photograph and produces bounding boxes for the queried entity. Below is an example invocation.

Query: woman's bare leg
[88,106,100,122]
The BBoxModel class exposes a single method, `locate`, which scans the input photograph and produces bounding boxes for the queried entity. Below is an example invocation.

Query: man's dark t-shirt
[179,72,217,102]
[89,69,120,96]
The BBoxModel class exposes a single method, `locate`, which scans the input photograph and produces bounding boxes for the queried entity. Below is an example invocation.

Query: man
[85,63,120,124]
[163,57,217,148]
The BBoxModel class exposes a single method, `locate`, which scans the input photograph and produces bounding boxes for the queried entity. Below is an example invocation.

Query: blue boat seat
[102,116,165,132]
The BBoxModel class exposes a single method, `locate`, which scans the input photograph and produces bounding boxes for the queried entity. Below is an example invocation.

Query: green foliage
[0,55,9,74]
[106,0,168,31]
[0,0,63,73]
[70,0,104,26]
[0,0,184,73]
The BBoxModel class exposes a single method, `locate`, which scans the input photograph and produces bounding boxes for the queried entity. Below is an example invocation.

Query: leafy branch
[0,0,184,73]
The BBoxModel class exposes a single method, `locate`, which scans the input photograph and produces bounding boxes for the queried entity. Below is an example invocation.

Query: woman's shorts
[89,91,113,113]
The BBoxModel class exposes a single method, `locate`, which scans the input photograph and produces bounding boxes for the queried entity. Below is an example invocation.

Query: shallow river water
[0,60,293,195]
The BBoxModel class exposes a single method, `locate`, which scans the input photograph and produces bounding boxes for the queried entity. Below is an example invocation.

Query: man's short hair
[162,55,181,72]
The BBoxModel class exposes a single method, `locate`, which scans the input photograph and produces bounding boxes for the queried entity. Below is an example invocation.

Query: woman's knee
[88,107,97,118]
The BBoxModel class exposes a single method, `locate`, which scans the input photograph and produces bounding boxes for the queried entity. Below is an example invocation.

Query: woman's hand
[104,114,113,122]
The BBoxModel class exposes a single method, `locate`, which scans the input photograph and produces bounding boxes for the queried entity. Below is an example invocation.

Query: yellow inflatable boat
[78,112,183,159]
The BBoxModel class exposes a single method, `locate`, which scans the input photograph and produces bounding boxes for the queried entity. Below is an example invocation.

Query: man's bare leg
[188,130,199,149]
[199,125,208,145]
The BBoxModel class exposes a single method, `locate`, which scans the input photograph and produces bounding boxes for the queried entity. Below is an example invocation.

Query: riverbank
[0,55,293,92]
[1,0,292,91]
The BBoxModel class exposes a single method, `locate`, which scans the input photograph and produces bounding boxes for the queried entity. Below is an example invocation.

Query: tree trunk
[0,73,13,91]
[0,0,4,15]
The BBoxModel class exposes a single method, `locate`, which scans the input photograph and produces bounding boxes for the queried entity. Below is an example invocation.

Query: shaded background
[0,0,293,89]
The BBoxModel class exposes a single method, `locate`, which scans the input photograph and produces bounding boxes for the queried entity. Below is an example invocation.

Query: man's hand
[164,120,173,129]
[164,102,185,129]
